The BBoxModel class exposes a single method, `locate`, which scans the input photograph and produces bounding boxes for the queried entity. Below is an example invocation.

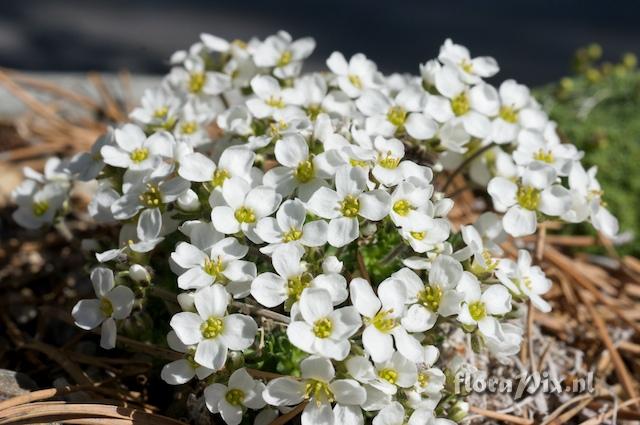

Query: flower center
[418,285,443,312]
[378,153,401,169]
[392,199,413,216]
[304,380,334,405]
[339,195,360,218]
[312,317,333,339]
[203,257,225,280]
[417,372,429,387]
[277,50,292,67]
[306,104,323,120]
[282,227,303,242]
[189,72,206,94]
[200,316,224,339]
[349,158,369,167]
[410,231,426,241]
[371,310,396,333]
[294,159,315,183]
[32,201,49,217]
[460,59,473,74]
[180,121,197,135]
[286,273,313,301]
[387,106,407,127]
[153,106,169,119]
[265,96,285,109]
[225,389,245,406]
[515,277,533,291]
[130,148,149,163]
[234,206,256,223]
[100,297,114,317]
[468,301,486,321]
[451,92,470,116]
[378,368,398,385]
[139,184,162,208]
[533,149,554,164]
[212,169,230,187]
[516,186,541,211]
[499,106,519,123]
[348,74,363,89]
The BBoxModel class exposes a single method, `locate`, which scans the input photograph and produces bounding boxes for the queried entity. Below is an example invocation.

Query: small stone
[0,369,37,400]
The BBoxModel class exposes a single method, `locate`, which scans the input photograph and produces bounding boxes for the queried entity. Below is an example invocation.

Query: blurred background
[1,0,640,85]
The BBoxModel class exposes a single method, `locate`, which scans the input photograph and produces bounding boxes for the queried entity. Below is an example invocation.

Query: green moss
[533,46,640,256]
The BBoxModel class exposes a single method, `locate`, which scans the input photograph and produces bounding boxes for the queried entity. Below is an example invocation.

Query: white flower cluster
[12,32,620,424]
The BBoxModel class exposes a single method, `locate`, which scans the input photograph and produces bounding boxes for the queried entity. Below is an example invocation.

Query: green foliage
[534,44,640,256]
[245,330,307,377]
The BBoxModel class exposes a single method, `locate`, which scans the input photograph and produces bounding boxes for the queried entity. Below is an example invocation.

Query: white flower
[497,249,552,312]
[455,212,505,273]
[513,128,579,175]
[306,166,390,247]
[263,355,366,425]
[251,244,347,309]
[129,86,181,129]
[438,38,499,84]
[263,133,331,200]
[204,368,266,425]
[393,255,464,333]
[326,51,382,98]
[161,330,213,385]
[457,272,512,340]
[253,31,315,79]
[255,199,328,253]
[427,65,498,139]
[170,284,257,370]
[72,267,135,349]
[111,172,190,220]
[490,79,533,144]
[350,277,422,363]
[101,124,175,170]
[169,55,231,97]
[179,146,255,186]
[356,87,437,139]
[12,180,68,229]
[563,162,619,238]
[287,288,361,360]
[488,163,572,237]
[246,75,302,119]
[171,236,255,297]
[388,179,434,227]
[210,177,282,242]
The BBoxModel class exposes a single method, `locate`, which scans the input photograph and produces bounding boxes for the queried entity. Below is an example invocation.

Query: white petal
[100,317,117,349]
[72,299,104,330]
[301,355,335,381]
[263,378,305,406]
[503,206,537,237]
[195,338,227,370]
[300,288,333,323]
[251,273,287,307]
[221,314,257,350]
[328,217,359,247]
[170,312,203,345]
[331,379,366,406]
[161,359,196,385]
[91,267,115,298]
[105,286,135,320]
[349,278,381,318]
[358,190,390,221]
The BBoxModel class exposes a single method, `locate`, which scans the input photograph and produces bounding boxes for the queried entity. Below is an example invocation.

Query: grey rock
[0,368,37,400]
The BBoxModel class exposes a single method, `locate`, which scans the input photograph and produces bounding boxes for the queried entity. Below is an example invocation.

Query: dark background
[1,0,640,86]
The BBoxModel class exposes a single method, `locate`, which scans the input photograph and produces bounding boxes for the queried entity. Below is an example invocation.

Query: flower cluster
[12,32,620,424]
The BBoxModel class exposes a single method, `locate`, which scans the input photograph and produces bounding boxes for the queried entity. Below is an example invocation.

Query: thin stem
[441,142,495,193]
